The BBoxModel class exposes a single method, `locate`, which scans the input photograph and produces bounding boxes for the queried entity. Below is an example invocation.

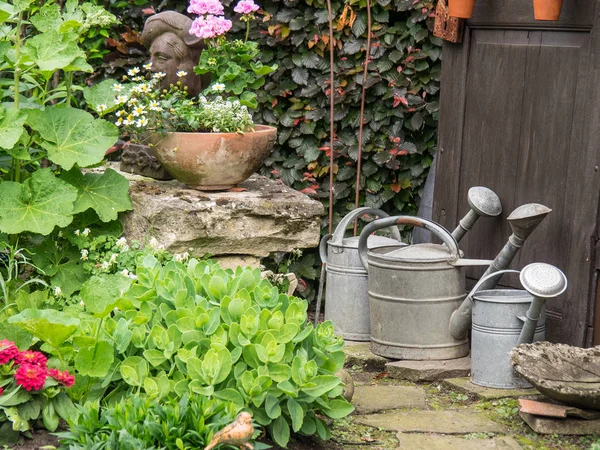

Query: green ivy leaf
[74,341,114,378]
[27,106,118,170]
[61,168,131,222]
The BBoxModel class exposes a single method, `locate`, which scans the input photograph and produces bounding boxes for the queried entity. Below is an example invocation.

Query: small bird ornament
[204,411,255,450]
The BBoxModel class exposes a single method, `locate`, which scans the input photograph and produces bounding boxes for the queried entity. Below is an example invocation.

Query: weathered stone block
[442,377,539,400]
[386,357,471,382]
[113,165,324,257]
[344,342,392,371]
[352,385,427,413]
[396,433,523,449]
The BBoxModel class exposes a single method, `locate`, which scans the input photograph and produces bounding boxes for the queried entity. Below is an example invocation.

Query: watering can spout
[451,187,502,242]
[449,203,552,341]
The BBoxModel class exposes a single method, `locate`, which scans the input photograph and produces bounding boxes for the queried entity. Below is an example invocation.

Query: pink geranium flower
[0,340,19,365]
[189,15,232,39]
[188,0,224,15]
[234,0,260,14]
[15,363,47,391]
[49,369,75,388]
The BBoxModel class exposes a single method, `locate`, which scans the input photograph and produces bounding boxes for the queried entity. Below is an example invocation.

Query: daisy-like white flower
[176,70,188,77]
[132,106,145,117]
[128,67,140,76]
[115,117,124,127]
[96,104,107,113]
[82,228,90,237]
[152,72,167,79]
[54,286,62,296]
[116,95,128,104]
[116,110,125,117]
[139,84,150,93]
[130,85,141,94]
[149,101,162,111]
[143,62,152,70]
[136,117,149,127]
[123,115,134,126]
[113,83,124,92]
[81,249,89,260]
[212,83,226,92]
[128,97,139,106]
[132,76,144,82]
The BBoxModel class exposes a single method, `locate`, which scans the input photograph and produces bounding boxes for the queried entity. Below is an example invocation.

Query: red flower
[0,387,3,396]
[48,368,75,388]
[0,340,19,365]
[16,350,47,367]
[14,363,47,391]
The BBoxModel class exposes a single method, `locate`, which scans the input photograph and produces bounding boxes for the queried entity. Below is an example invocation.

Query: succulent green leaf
[271,415,290,448]
[287,398,304,432]
[0,169,77,235]
[322,398,355,419]
[8,308,79,348]
[27,106,118,170]
[120,356,149,387]
[61,168,131,222]
[301,375,341,398]
[74,341,114,378]
[265,394,281,419]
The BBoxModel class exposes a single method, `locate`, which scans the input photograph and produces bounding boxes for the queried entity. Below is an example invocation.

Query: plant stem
[66,72,73,106]
[13,12,23,185]
[245,20,250,42]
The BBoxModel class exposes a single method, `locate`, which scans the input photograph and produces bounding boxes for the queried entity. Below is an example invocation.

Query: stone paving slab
[344,342,391,371]
[443,377,539,400]
[353,385,427,414]
[355,410,506,434]
[520,412,600,435]
[396,433,523,449]
[386,357,471,382]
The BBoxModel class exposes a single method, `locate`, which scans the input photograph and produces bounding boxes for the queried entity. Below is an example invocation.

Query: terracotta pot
[149,125,277,191]
[533,0,563,20]
[448,0,476,18]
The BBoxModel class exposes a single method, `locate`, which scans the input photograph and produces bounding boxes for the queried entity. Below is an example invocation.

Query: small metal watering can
[469,263,567,389]
[321,207,405,341]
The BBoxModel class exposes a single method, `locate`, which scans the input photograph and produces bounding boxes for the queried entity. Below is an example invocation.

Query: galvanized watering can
[469,263,567,389]
[321,207,405,341]
[358,216,495,360]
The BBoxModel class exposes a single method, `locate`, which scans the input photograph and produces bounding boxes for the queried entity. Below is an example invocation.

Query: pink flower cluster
[0,340,75,392]
[188,0,224,16]
[190,14,232,39]
[234,0,260,14]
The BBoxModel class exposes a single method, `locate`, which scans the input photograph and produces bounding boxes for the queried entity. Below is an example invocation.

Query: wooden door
[433,0,600,346]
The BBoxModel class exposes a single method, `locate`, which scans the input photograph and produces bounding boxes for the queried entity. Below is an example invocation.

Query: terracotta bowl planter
[448,0,476,18]
[149,125,277,191]
[533,0,563,20]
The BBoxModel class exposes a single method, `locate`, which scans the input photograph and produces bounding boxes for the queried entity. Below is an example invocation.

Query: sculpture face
[148,32,201,96]
[141,11,210,98]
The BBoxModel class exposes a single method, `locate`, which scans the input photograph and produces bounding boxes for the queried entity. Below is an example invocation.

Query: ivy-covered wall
[93,0,441,298]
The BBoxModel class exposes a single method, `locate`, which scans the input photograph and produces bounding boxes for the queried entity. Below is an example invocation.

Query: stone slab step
[353,385,427,414]
[443,377,539,400]
[396,433,523,449]
[344,342,391,371]
[520,411,600,435]
[386,357,471,382]
[355,410,506,434]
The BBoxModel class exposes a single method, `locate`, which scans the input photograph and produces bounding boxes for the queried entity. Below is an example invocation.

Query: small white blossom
[128,67,140,76]
[80,249,89,260]
[143,62,152,70]
[149,101,162,111]
[176,70,188,77]
[74,229,80,236]
[130,85,141,94]
[54,286,62,296]
[148,237,159,249]
[80,300,85,307]
[109,253,118,264]
[82,228,90,237]
[212,83,226,92]
[115,117,124,127]
[136,117,149,127]
[132,106,145,117]
[128,98,139,106]
[116,110,125,117]
[116,95,128,104]
[121,268,130,277]
[116,237,128,248]
[101,261,111,270]
[96,104,107,113]
[139,84,150,93]
[173,252,190,263]
[113,83,124,92]
[128,273,138,280]
[152,72,166,79]
[132,76,144,82]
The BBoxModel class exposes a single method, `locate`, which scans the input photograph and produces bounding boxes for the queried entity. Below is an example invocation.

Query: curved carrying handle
[465,269,521,302]
[358,216,460,271]
[319,234,331,264]
[331,207,402,245]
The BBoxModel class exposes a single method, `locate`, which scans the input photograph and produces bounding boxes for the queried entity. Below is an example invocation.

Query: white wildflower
[116,110,125,117]
[116,237,128,248]
[173,252,190,263]
[136,117,149,127]
[115,117,124,127]
[74,229,80,236]
[101,261,111,270]
[116,95,128,104]
[113,83,124,92]
[109,253,119,264]
[96,104,107,113]
[149,101,162,111]
[80,249,89,260]
[82,228,90,237]
[54,286,62,296]
[132,106,145,117]
[139,84,150,93]
[176,70,188,77]
[152,72,166,79]
[80,300,85,307]
[132,76,144,82]
[120,268,130,277]
[128,67,140,76]
[212,83,226,92]
[128,273,138,280]
[143,62,152,70]
[148,237,159,249]
[128,97,139,106]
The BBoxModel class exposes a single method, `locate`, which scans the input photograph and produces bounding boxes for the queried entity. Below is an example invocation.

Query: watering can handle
[358,216,460,271]
[465,269,521,301]
[321,208,402,264]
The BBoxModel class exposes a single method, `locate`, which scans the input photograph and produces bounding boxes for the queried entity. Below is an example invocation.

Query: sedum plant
[8,259,354,447]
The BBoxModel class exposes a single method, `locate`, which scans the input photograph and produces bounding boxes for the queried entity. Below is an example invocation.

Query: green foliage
[0,0,130,238]
[56,394,240,450]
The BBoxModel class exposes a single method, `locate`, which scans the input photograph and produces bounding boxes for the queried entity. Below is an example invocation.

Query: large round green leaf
[8,308,80,349]
[0,169,77,235]
[27,106,118,170]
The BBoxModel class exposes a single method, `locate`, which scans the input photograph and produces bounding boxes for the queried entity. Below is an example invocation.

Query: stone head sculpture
[140,11,210,97]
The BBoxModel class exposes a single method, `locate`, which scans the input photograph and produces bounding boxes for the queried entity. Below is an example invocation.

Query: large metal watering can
[470,263,567,388]
[358,216,495,360]
[321,208,405,341]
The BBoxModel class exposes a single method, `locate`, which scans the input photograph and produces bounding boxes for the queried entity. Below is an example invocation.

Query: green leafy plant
[56,394,240,450]
[0,341,78,447]
[0,0,131,239]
